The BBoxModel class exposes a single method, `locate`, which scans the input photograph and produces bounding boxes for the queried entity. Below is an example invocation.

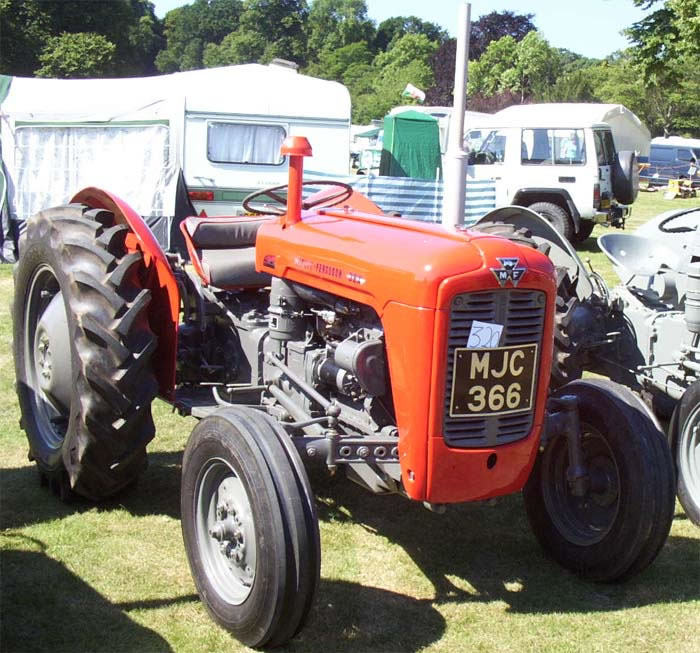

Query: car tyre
[527,202,574,242]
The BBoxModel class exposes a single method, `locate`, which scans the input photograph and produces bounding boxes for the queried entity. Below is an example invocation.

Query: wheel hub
[680,407,700,500]
[33,291,72,411]
[197,461,257,604]
[209,488,253,583]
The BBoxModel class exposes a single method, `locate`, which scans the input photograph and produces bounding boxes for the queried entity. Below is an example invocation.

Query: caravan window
[13,123,171,221]
[207,122,286,165]
[521,129,586,165]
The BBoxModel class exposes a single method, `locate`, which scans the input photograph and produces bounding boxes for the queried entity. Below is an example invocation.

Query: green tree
[374,15,447,52]
[467,32,558,102]
[156,0,243,73]
[35,32,117,78]
[306,40,374,80]
[0,0,162,77]
[0,0,52,75]
[306,0,374,61]
[591,49,700,136]
[627,0,700,81]
[368,33,438,119]
[611,0,700,136]
[467,35,518,96]
[203,0,308,67]
[511,31,558,101]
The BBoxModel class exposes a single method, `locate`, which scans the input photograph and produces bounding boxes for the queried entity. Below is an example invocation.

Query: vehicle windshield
[467,129,507,164]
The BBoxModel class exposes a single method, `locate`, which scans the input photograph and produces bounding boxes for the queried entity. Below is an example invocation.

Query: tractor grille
[443,290,546,448]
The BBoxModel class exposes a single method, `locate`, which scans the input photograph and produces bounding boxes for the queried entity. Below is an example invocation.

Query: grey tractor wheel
[180,406,320,648]
[13,204,158,501]
[528,202,574,242]
[523,379,675,581]
[673,381,700,526]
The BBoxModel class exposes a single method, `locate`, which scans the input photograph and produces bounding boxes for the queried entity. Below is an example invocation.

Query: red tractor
[13,137,674,648]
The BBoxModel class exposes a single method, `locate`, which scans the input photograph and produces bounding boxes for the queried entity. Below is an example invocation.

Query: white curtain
[207,122,285,165]
[13,124,173,221]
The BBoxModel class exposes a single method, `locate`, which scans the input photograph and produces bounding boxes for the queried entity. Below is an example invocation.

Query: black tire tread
[523,379,674,581]
[528,201,574,242]
[14,204,158,500]
[181,407,320,648]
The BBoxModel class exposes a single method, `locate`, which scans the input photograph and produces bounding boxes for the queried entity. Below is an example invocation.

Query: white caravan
[0,64,351,250]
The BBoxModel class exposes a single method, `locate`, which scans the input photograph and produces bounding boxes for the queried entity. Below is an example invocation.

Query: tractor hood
[256,207,555,314]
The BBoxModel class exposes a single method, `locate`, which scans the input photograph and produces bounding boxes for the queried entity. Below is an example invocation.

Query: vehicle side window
[601,130,616,165]
[522,129,585,165]
[678,149,693,162]
[207,122,287,165]
[651,147,675,162]
[593,130,607,166]
[468,129,507,165]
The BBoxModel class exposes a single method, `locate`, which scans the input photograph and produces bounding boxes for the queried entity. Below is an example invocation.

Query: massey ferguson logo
[491,257,525,287]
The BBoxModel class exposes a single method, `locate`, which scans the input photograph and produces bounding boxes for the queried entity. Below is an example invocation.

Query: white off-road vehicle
[466,104,648,243]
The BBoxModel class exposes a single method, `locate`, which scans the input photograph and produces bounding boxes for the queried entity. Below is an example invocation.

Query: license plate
[600,198,611,208]
[450,344,538,417]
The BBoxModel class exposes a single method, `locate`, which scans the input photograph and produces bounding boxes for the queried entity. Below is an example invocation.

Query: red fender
[72,187,179,400]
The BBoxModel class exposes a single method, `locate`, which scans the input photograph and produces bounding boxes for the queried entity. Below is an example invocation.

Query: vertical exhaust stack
[281,136,312,226]
[442,1,471,229]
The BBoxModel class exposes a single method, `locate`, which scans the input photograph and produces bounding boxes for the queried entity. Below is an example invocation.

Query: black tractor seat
[180,215,272,288]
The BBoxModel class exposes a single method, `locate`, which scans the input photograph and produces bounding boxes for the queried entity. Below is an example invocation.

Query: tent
[379,110,442,180]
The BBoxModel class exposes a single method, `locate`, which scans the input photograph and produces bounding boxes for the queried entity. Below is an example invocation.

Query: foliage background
[0,0,698,133]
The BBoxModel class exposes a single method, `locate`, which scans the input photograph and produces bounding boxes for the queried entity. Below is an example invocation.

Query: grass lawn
[1,191,699,652]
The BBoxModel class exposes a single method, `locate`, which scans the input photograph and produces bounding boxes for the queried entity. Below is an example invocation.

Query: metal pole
[442,1,471,229]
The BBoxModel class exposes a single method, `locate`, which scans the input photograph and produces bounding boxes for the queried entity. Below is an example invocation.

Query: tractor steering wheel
[658,211,698,233]
[242,181,354,216]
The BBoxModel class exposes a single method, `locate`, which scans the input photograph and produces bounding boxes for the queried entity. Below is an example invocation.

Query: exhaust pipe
[281,136,312,226]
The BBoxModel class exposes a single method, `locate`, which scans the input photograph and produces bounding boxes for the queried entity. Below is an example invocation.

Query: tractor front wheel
[13,204,158,500]
[180,407,320,648]
[523,379,675,581]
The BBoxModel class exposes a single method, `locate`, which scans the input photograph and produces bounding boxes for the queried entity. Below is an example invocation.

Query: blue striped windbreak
[304,172,496,224]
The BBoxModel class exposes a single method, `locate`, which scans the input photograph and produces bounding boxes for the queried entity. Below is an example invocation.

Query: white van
[465,104,650,242]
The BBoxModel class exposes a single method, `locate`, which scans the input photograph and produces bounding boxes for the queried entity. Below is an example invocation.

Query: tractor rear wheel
[13,204,158,500]
[673,381,700,526]
[180,407,320,648]
[523,379,675,581]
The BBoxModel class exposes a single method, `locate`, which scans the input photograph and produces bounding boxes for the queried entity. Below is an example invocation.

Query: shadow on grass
[0,542,175,652]
[574,235,601,255]
[311,471,700,617]
[0,450,184,530]
[3,452,699,650]
[289,579,445,652]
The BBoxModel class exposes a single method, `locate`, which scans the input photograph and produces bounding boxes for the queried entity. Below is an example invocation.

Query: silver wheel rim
[195,457,257,605]
[679,404,700,504]
[24,264,71,453]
